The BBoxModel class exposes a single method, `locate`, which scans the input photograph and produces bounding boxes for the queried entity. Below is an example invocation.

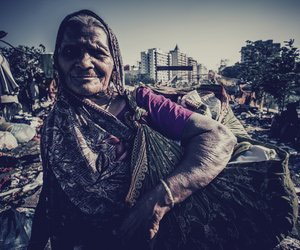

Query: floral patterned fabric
[41,90,134,216]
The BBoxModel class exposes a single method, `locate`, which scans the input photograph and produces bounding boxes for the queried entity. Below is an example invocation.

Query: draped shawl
[41,91,134,215]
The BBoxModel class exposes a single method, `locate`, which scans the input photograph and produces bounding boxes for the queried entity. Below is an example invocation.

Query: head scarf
[53,9,125,95]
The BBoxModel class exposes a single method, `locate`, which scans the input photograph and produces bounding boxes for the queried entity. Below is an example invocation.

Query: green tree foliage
[263,40,300,109]
[0,44,45,93]
[221,39,300,110]
[220,64,243,79]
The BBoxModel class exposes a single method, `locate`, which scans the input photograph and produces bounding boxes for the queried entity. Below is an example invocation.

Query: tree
[221,39,300,110]
[262,40,300,109]
[0,44,47,111]
[0,44,45,92]
[221,63,243,79]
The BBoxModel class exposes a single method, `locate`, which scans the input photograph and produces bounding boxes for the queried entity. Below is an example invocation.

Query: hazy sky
[1,0,300,69]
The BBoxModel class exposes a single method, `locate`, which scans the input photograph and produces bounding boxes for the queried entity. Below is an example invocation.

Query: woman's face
[58,24,114,96]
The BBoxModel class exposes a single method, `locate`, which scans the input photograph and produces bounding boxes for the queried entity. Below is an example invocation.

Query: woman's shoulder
[125,85,151,103]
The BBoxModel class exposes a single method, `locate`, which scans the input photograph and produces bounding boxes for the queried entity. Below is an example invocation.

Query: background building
[187,57,198,84]
[140,51,149,75]
[139,45,206,86]
[197,64,208,81]
[124,64,140,85]
[241,40,281,63]
[169,45,188,82]
[140,48,171,83]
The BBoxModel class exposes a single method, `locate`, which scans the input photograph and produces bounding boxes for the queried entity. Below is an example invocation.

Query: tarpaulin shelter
[0,54,20,121]
[0,54,19,103]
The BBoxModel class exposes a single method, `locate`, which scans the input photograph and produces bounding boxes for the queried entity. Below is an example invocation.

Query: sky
[0,0,300,70]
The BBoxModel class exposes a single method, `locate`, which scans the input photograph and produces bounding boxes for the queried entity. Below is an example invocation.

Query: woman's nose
[76,52,94,69]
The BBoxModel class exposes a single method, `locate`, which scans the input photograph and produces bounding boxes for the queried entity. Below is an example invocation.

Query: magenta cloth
[136,86,193,140]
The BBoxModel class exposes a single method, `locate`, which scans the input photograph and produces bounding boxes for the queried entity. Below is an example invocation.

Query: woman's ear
[106,69,117,96]
[111,68,117,84]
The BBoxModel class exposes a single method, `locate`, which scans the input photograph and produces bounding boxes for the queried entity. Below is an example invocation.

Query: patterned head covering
[53,9,125,95]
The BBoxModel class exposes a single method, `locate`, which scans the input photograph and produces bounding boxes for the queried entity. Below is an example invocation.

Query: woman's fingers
[148,210,162,239]
[119,207,159,241]
[149,222,160,239]
[118,191,168,242]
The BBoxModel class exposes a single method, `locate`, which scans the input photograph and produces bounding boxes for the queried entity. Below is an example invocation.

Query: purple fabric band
[136,86,193,140]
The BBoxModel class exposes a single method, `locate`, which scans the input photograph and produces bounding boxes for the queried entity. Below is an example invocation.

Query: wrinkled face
[58,25,114,96]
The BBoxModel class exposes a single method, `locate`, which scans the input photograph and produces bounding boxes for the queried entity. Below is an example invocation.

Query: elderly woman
[28,9,296,250]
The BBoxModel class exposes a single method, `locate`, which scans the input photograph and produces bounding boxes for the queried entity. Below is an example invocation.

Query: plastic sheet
[0,131,18,150]
[7,124,36,144]
[0,208,34,250]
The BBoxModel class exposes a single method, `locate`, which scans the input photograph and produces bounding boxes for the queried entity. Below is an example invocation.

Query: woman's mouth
[71,71,105,80]
[70,75,105,83]
[71,75,100,79]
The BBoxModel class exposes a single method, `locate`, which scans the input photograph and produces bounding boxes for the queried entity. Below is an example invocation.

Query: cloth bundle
[125,89,298,250]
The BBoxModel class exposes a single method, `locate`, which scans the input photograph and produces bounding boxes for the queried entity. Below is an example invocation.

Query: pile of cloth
[0,87,43,248]
[0,139,42,250]
[0,114,42,150]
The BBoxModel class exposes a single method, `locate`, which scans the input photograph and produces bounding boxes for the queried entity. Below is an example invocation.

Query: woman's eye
[90,49,106,59]
[60,45,81,59]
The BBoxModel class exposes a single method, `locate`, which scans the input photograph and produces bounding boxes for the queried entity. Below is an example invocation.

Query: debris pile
[0,104,47,249]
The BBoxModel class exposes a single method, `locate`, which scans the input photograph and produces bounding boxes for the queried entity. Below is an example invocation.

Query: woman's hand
[118,184,171,243]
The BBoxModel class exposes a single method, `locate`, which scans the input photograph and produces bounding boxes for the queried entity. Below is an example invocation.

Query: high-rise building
[140,45,202,85]
[140,48,171,83]
[187,57,198,84]
[169,45,188,82]
[140,51,149,75]
[197,64,208,81]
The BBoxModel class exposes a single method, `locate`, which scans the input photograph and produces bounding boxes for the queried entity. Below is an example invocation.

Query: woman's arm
[119,111,236,241]
[161,112,236,204]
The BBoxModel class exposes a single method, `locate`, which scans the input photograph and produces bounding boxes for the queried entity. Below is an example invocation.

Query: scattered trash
[0,208,35,250]
[6,123,36,144]
[0,131,18,150]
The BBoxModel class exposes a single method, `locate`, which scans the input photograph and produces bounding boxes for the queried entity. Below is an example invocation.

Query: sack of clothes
[124,86,298,250]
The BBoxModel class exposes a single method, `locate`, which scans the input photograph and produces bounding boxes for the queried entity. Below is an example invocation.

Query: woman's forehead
[61,25,109,46]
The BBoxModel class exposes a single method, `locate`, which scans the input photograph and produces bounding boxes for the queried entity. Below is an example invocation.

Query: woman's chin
[67,80,108,96]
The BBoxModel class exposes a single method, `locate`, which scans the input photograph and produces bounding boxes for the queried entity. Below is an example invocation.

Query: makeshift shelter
[0,54,20,121]
[0,54,19,103]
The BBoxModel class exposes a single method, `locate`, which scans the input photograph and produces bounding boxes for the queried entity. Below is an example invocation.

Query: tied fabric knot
[133,107,148,122]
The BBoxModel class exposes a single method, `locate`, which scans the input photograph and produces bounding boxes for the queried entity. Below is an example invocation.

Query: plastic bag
[0,208,34,250]
[0,131,18,150]
[7,124,36,144]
